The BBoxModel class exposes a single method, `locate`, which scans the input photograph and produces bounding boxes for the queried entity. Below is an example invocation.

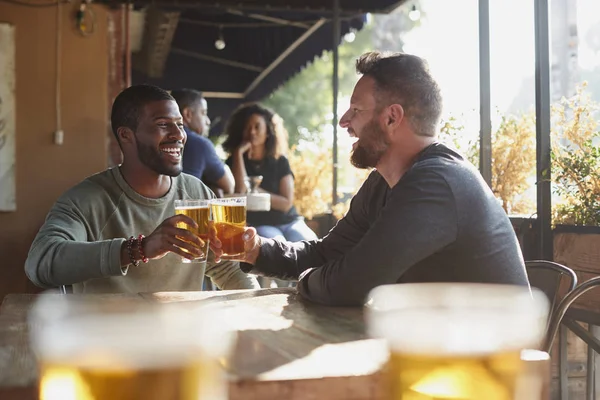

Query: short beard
[136,139,182,177]
[350,119,389,169]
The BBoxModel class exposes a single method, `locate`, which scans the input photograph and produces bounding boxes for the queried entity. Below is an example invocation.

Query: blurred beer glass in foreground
[30,295,232,400]
[174,199,211,263]
[210,197,246,260]
[366,283,549,400]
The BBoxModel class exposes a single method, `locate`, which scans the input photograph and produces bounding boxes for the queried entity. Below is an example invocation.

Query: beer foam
[365,283,549,356]
[370,308,546,356]
[246,193,270,211]
[30,298,233,369]
[175,205,209,210]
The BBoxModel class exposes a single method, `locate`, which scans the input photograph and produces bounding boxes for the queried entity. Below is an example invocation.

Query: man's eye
[157,123,167,128]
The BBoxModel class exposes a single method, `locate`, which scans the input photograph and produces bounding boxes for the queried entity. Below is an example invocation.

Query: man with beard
[25,84,259,293]
[211,51,528,306]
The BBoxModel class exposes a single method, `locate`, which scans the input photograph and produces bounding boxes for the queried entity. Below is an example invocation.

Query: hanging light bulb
[215,27,226,50]
[344,31,356,43]
[408,5,421,22]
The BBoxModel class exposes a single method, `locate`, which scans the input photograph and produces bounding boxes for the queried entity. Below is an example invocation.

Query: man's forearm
[26,236,126,288]
[239,238,322,280]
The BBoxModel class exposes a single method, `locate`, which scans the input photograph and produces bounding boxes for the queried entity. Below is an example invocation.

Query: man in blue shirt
[171,89,234,196]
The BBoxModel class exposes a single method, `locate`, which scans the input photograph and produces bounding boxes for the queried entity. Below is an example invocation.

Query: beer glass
[174,199,210,263]
[366,283,549,400]
[210,197,246,259]
[30,294,232,400]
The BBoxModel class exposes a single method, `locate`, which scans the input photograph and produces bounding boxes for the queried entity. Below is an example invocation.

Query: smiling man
[25,84,258,293]
[220,51,529,306]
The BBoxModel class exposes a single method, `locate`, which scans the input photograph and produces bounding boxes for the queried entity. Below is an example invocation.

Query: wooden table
[0,288,388,400]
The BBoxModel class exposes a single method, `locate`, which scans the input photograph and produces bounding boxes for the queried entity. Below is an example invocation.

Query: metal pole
[332,0,340,208]
[534,0,553,260]
[478,0,492,187]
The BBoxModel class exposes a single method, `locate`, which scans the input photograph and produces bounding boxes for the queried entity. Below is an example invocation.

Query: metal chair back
[526,260,578,316]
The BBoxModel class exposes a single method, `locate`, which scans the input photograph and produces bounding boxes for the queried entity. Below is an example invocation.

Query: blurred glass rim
[364,283,550,353]
[365,282,548,313]
[28,293,234,362]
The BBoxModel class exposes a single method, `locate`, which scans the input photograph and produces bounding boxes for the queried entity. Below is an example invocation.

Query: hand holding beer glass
[30,295,233,400]
[210,197,247,260]
[366,283,549,400]
[174,199,210,263]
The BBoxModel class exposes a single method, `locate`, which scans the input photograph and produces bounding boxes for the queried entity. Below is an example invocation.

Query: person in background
[222,103,317,243]
[25,84,258,293]
[171,88,234,197]
[222,104,318,288]
[212,51,529,306]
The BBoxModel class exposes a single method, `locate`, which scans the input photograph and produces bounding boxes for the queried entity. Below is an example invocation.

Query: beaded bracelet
[138,234,149,263]
[127,236,140,267]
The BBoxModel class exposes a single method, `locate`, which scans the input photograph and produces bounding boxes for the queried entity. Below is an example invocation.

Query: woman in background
[222,103,317,244]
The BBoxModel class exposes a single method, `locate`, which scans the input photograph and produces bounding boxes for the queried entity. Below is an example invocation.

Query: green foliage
[439,112,536,215]
[490,112,536,214]
[262,24,374,146]
[440,85,600,226]
[438,115,479,166]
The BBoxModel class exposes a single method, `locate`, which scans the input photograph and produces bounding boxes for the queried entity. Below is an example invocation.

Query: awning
[104,0,408,132]
[132,10,365,132]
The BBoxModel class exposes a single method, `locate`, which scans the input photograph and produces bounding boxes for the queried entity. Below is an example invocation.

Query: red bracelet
[138,234,149,263]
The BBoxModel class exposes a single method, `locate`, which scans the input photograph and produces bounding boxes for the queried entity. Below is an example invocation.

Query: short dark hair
[170,88,204,113]
[110,84,174,145]
[356,51,443,137]
[222,103,282,158]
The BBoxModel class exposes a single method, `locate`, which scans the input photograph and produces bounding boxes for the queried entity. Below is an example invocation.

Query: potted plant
[551,85,600,315]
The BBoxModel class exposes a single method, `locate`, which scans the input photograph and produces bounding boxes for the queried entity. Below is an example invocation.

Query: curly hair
[222,103,288,158]
[356,51,443,137]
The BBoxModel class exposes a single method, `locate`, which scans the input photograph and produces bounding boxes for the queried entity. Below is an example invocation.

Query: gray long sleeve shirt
[25,167,259,293]
[241,143,528,306]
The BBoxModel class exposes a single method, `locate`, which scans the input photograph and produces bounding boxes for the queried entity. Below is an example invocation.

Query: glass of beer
[174,199,210,263]
[210,197,246,260]
[366,283,549,400]
[30,294,233,400]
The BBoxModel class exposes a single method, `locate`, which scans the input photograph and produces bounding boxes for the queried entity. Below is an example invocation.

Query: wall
[0,2,109,299]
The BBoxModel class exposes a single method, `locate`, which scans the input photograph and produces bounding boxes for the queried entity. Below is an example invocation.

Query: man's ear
[117,127,135,146]
[387,104,405,127]
[181,107,192,123]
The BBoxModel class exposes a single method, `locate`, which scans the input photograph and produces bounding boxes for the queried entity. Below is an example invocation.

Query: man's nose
[170,123,185,141]
[339,110,351,128]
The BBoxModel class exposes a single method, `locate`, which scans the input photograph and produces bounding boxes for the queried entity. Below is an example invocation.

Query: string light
[214,27,226,50]
[408,5,421,22]
[344,31,356,43]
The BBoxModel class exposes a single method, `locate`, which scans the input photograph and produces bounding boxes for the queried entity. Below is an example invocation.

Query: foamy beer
[366,283,549,400]
[174,199,210,263]
[210,197,246,259]
[29,295,232,400]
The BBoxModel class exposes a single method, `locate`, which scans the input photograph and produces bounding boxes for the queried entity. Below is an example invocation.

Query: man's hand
[209,225,261,264]
[142,214,204,261]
